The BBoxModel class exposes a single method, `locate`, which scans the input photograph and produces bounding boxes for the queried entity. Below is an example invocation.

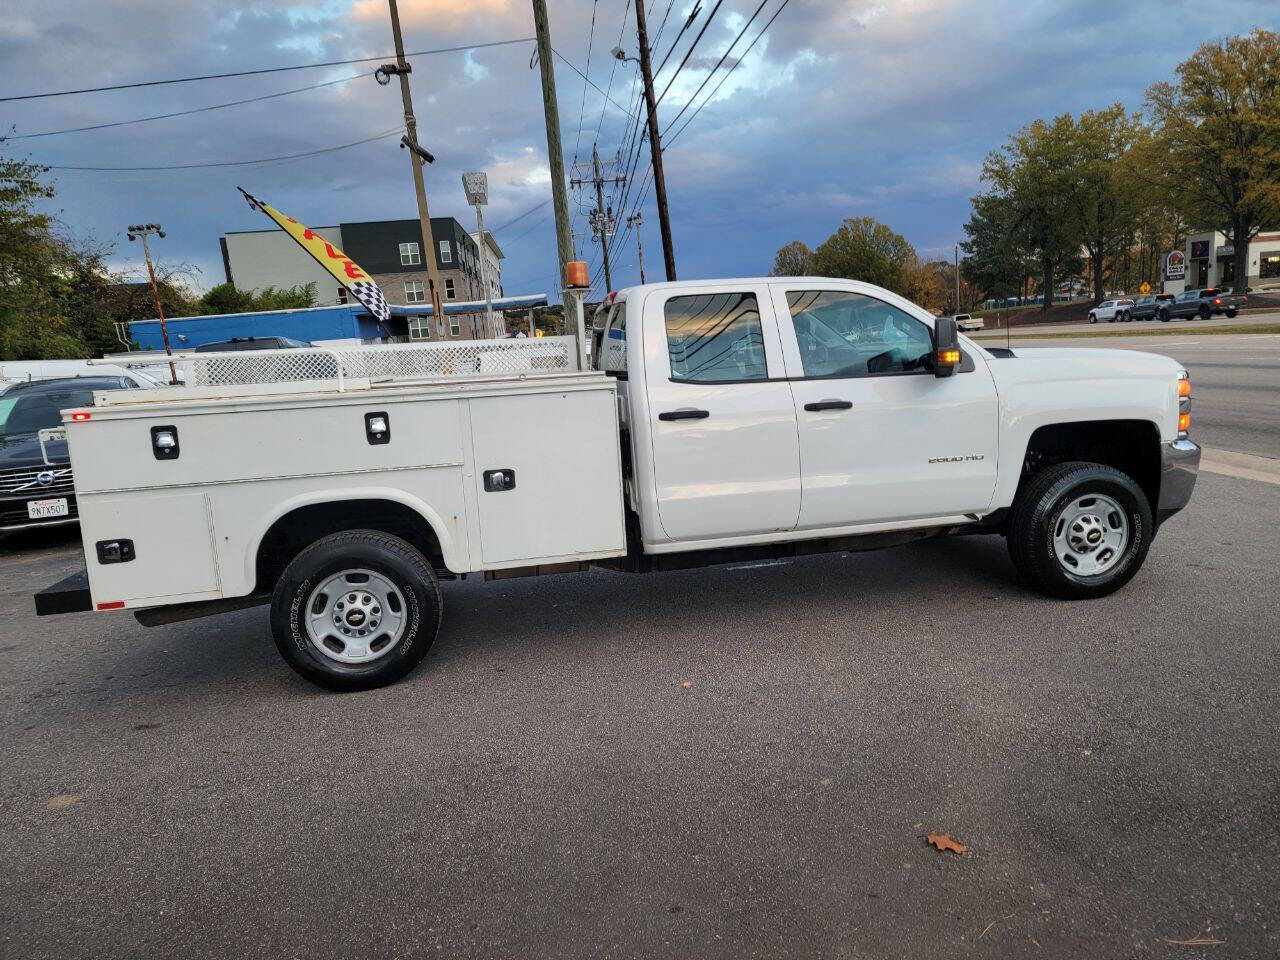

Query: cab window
[664,292,766,383]
[785,290,934,378]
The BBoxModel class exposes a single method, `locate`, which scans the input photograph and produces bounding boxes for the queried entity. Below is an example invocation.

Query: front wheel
[270,530,443,691]
[1198,304,1211,320]
[1007,462,1152,600]
[1225,309,1238,318]
[1159,310,1171,322]
[1088,313,1097,324]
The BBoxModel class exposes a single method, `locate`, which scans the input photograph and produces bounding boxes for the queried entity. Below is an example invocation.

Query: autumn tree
[808,217,917,293]
[1147,28,1280,293]
[769,240,814,276]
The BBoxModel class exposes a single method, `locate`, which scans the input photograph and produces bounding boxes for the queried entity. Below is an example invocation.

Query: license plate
[27,498,69,520]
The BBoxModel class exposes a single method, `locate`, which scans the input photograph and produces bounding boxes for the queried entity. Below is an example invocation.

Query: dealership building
[1165,229,1280,292]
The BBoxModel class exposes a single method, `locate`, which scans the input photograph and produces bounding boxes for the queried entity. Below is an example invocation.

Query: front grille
[0,464,76,497]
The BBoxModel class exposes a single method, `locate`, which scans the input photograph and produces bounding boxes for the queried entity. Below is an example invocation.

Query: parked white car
[36,277,1200,692]
[0,360,166,389]
[1088,298,1134,323]
[949,313,985,331]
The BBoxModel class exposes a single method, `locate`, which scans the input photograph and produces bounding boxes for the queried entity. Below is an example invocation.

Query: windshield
[0,386,98,440]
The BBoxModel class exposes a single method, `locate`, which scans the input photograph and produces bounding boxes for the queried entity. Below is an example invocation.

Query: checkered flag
[348,280,390,322]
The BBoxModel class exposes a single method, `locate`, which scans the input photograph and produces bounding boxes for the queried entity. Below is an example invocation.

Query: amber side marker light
[1178,378,1191,397]
[1179,412,1191,432]
[937,348,961,366]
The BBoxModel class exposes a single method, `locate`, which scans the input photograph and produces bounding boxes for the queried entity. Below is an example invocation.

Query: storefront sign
[1164,250,1186,280]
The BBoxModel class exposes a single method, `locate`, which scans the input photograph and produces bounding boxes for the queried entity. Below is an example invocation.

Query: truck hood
[0,433,69,472]
[996,346,1184,377]
[981,346,1184,443]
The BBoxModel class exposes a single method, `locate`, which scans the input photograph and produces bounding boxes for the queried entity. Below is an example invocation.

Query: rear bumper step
[34,567,92,616]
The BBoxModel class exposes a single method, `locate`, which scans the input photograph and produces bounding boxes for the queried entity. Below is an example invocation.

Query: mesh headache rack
[97,336,581,392]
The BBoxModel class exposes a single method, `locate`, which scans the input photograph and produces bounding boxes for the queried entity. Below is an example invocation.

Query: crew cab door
[639,284,801,541]
[769,283,998,529]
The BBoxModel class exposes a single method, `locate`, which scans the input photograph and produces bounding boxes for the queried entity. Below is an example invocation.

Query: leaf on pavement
[47,794,81,810]
[927,832,967,855]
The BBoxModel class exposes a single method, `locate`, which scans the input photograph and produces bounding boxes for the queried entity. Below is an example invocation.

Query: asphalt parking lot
[2,463,1278,958]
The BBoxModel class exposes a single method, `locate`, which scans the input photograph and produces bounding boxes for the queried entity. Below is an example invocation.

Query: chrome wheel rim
[304,569,406,664]
[1053,493,1129,577]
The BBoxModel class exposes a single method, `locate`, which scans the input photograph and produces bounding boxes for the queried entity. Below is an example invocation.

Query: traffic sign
[1139,281,1151,294]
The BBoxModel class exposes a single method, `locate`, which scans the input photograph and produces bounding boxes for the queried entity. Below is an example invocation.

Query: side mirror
[932,317,960,378]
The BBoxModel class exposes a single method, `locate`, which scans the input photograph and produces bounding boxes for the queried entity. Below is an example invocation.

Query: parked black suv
[0,377,139,534]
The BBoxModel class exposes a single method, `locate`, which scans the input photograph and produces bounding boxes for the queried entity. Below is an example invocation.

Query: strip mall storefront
[1167,230,1280,292]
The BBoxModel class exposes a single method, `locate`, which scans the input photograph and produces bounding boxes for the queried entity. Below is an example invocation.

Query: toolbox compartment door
[469,390,625,566]
[80,491,221,606]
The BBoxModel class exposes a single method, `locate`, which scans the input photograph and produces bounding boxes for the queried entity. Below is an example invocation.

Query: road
[3,466,1279,959]
[985,307,1280,336]
[980,329,1280,459]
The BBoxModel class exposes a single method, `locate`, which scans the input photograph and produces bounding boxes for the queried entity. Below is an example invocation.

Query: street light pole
[462,172,496,338]
[128,223,176,384]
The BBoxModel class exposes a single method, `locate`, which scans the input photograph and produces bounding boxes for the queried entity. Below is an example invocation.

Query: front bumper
[1157,438,1200,527]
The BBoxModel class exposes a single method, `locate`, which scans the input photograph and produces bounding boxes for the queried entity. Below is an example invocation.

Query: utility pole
[627,211,646,284]
[954,243,961,313]
[531,0,574,291]
[633,0,676,280]
[127,224,176,384]
[382,0,445,336]
[571,145,626,291]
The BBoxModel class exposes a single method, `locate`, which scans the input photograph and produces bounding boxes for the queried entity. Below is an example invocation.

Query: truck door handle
[658,408,710,421]
[803,399,853,412]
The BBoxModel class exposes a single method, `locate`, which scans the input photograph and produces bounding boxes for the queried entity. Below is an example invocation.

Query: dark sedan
[0,377,141,534]
[1120,294,1175,321]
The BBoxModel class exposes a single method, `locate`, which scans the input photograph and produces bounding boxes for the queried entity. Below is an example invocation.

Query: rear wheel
[1198,304,1211,320]
[270,530,443,691]
[1225,309,1238,318]
[1159,309,1171,322]
[1007,462,1152,600]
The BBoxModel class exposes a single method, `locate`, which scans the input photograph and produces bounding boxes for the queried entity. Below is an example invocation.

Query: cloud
[2,0,1276,299]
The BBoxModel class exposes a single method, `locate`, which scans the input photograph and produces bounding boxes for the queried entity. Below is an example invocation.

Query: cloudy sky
[3,0,1277,301]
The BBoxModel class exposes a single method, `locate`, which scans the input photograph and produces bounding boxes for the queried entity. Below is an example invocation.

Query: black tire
[1088,313,1097,324]
[1007,462,1152,600]
[1225,309,1237,318]
[269,530,443,691]
[1198,304,1211,320]
[1159,309,1171,322]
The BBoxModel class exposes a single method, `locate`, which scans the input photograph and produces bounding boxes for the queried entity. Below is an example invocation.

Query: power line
[491,199,551,233]
[664,0,792,149]
[0,37,533,103]
[41,127,404,171]
[551,48,635,118]
[656,0,726,105]
[571,0,600,165]
[5,72,366,140]
[661,0,769,137]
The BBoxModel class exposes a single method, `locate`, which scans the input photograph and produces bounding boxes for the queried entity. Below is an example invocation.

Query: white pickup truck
[948,313,984,332]
[35,277,1200,691]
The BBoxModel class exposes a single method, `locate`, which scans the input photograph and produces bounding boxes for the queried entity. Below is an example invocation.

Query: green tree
[197,281,317,315]
[0,154,91,359]
[962,191,1032,303]
[769,240,813,276]
[978,118,1081,310]
[1057,105,1147,301]
[809,217,917,293]
[1147,28,1280,293]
